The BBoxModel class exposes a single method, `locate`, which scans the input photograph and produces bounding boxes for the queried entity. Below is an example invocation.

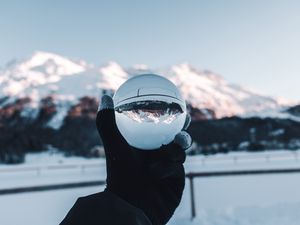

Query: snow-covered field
[1,150,300,225]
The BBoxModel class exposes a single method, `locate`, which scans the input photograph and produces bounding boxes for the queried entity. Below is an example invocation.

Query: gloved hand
[96,95,192,225]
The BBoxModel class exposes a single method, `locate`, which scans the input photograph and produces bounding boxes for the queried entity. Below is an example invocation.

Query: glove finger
[96,95,131,158]
[96,95,119,141]
[96,96,142,186]
[98,95,114,111]
[174,131,192,151]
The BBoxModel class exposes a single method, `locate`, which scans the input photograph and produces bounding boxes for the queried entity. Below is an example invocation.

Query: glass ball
[113,74,187,150]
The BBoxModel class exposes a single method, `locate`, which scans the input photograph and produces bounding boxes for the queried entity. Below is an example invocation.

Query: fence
[186,167,300,219]
[0,162,104,175]
[0,150,298,175]
[188,150,299,166]
[0,180,105,195]
[1,153,300,219]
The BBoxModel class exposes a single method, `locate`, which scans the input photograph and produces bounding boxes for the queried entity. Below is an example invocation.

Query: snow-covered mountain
[165,64,294,118]
[1,51,300,162]
[0,51,295,128]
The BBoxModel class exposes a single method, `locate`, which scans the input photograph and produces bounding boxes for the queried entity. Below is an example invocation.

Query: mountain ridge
[1,51,300,163]
[0,51,296,129]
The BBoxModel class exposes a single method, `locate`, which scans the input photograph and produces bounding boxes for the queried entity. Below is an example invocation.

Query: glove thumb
[174,131,192,150]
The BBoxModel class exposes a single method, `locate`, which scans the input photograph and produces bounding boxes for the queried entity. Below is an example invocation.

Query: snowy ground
[1,150,300,225]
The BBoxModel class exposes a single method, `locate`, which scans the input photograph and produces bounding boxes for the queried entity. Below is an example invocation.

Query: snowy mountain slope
[0,51,87,97]
[0,51,296,129]
[166,64,294,118]
[1,51,300,160]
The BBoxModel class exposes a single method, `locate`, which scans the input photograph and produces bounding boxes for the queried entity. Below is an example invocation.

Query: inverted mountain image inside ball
[113,74,187,150]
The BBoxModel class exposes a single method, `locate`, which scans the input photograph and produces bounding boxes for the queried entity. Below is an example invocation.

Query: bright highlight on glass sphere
[113,74,187,150]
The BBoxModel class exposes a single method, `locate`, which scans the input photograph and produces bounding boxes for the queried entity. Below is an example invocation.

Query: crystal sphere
[113,74,186,150]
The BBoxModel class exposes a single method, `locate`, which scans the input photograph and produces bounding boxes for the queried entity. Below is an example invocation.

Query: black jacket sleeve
[60,198,85,225]
[60,191,152,225]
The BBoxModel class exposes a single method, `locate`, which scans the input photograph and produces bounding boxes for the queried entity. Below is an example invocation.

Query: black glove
[96,95,192,225]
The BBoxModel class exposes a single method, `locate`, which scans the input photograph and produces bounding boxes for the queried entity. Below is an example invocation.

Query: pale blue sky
[0,0,300,100]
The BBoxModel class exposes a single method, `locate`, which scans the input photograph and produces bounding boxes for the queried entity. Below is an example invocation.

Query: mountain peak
[172,63,225,83]
[31,50,62,59]
[0,51,296,122]
[0,52,87,97]
[100,61,127,78]
[96,61,128,91]
[15,51,86,76]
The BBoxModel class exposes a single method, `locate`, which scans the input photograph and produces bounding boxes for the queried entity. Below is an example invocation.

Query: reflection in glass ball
[113,74,186,150]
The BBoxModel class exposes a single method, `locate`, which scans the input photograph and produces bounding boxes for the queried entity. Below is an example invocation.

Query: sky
[0,0,300,100]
